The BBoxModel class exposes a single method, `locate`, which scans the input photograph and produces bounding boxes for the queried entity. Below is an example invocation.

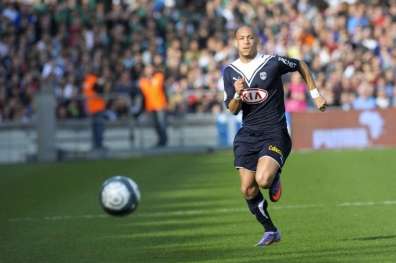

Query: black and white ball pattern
[100,176,141,216]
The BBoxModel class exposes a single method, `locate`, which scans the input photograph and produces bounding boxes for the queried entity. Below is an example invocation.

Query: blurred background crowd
[0,0,396,123]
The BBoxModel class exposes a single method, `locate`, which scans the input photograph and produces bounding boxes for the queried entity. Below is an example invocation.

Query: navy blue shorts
[233,127,292,171]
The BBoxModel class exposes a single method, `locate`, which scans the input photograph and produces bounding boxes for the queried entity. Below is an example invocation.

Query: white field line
[7,200,396,222]
[336,200,396,207]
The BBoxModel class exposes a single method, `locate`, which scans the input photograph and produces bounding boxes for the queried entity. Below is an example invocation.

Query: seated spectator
[112,71,134,118]
[341,91,356,111]
[352,82,376,110]
[376,87,390,109]
[0,0,395,123]
[285,73,307,112]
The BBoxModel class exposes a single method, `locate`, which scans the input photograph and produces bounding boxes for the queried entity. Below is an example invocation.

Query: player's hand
[314,96,327,112]
[233,78,246,95]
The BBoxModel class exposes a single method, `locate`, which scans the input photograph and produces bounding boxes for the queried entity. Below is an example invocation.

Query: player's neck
[239,52,257,64]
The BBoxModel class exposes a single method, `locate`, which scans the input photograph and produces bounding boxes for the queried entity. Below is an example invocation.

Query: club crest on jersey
[241,88,268,104]
[259,71,267,80]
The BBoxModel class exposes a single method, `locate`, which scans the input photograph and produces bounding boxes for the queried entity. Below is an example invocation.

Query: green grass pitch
[1,149,396,263]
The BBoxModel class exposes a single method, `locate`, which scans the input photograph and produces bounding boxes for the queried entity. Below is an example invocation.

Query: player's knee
[240,185,258,199]
[256,172,273,189]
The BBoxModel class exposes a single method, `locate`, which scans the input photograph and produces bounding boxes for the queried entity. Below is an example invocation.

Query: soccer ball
[100,176,141,216]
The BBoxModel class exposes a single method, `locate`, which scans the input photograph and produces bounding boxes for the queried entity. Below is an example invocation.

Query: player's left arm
[297,61,327,112]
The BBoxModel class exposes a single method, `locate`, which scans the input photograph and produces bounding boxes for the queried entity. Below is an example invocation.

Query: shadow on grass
[99,230,249,244]
[265,244,396,263]
[126,243,396,263]
[105,220,239,236]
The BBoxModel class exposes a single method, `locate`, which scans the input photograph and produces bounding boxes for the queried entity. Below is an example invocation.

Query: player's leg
[255,156,280,189]
[234,127,281,247]
[239,167,259,199]
[152,111,168,147]
[256,133,292,202]
[239,168,279,246]
[255,156,282,202]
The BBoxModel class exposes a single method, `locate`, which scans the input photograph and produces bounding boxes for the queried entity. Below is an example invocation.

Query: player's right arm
[223,68,244,115]
[228,78,245,114]
[297,60,327,112]
[276,55,326,112]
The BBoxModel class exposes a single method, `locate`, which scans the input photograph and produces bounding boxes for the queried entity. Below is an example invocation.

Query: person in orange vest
[83,71,106,150]
[139,64,168,147]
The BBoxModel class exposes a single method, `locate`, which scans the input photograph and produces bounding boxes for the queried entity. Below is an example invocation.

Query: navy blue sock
[246,191,277,232]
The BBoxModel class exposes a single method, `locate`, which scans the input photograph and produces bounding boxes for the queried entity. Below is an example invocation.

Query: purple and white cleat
[256,231,281,247]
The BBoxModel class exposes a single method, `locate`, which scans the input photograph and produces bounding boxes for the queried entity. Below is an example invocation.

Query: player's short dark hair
[234,25,256,38]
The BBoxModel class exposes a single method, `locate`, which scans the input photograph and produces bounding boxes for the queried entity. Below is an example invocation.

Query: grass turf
[1,149,396,263]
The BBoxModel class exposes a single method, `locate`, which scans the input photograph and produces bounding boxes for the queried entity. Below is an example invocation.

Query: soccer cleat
[256,231,281,247]
[269,172,282,202]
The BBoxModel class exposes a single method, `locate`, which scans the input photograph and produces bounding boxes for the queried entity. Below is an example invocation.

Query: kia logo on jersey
[241,88,268,104]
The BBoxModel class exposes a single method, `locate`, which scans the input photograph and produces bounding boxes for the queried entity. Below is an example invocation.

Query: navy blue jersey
[223,53,300,133]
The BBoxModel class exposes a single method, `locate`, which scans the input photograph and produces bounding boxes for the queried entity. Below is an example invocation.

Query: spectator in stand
[285,73,308,112]
[0,0,396,123]
[112,70,134,118]
[376,87,390,109]
[352,81,376,110]
[340,90,356,111]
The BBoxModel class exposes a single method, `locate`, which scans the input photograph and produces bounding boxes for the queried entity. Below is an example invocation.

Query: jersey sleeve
[223,67,235,108]
[276,55,300,75]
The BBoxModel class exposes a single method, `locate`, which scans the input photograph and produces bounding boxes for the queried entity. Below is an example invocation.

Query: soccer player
[223,26,326,247]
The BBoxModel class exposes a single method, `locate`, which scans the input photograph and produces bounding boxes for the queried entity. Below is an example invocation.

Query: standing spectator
[139,64,168,147]
[83,71,106,150]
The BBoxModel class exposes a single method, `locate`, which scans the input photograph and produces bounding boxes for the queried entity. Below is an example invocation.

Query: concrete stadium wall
[0,113,240,164]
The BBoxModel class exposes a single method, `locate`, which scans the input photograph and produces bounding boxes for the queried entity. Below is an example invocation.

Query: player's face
[235,27,257,59]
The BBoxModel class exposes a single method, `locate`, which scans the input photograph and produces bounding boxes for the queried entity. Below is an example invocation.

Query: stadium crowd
[0,0,396,122]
